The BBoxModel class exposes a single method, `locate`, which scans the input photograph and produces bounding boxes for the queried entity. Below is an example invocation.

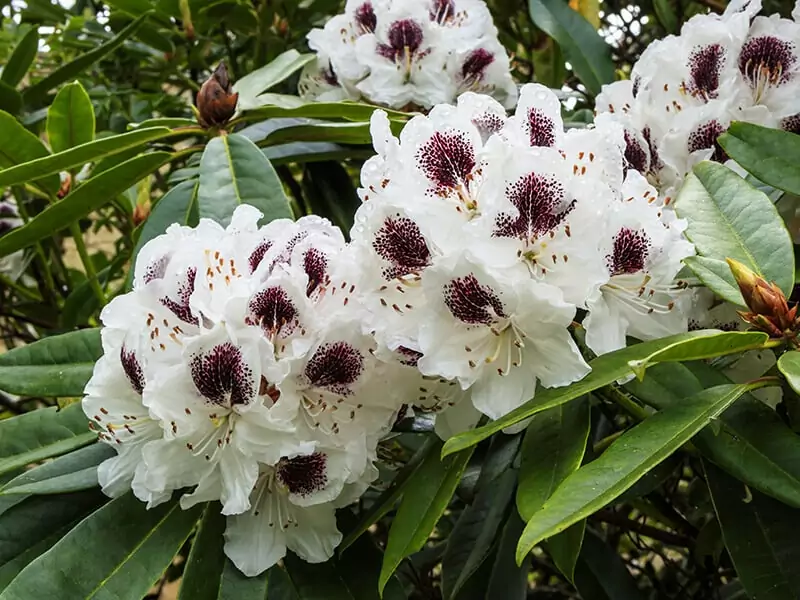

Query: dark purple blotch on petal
[305,342,364,395]
[443,273,505,325]
[494,172,575,240]
[160,267,199,326]
[190,342,255,406]
[373,215,432,280]
[377,19,424,61]
[303,248,328,296]
[277,453,328,497]
[739,35,797,88]
[120,346,145,395]
[525,108,557,148]
[687,119,728,162]
[461,48,495,83]
[606,227,650,276]
[354,2,377,33]
[416,130,476,194]
[248,287,299,338]
[687,44,725,99]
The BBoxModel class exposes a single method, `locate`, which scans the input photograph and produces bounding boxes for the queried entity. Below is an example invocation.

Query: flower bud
[727,258,787,316]
[196,62,238,129]
[133,202,151,227]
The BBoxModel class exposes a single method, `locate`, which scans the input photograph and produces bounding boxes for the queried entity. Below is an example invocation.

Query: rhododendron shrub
[0,0,800,598]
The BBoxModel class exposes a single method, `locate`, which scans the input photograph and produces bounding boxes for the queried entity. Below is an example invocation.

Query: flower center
[305,341,364,396]
[461,48,495,84]
[606,227,650,276]
[739,35,797,101]
[354,2,377,34]
[377,19,424,63]
[443,273,506,325]
[687,119,728,163]
[190,342,255,407]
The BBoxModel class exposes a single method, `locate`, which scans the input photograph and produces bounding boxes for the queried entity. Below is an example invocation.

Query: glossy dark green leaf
[0,489,107,590]
[178,503,227,600]
[46,82,95,154]
[547,521,586,584]
[0,328,101,397]
[442,330,768,457]
[0,82,22,116]
[652,0,678,33]
[266,142,373,166]
[235,98,406,123]
[339,437,437,552]
[675,161,795,304]
[719,122,800,197]
[0,494,203,600]
[1,29,39,88]
[283,536,406,600]
[0,152,171,258]
[706,461,800,600]
[527,0,614,95]
[197,133,292,227]
[262,121,373,146]
[485,511,530,600]
[573,530,647,600]
[517,398,590,520]
[0,403,95,476]
[0,443,111,496]
[441,469,516,600]
[516,382,759,563]
[0,110,60,195]
[0,127,172,190]
[778,350,800,396]
[233,51,317,112]
[629,361,800,508]
[302,161,360,235]
[379,443,474,594]
[22,14,151,105]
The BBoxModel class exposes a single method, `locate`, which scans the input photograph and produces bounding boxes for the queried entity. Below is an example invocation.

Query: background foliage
[0,0,800,599]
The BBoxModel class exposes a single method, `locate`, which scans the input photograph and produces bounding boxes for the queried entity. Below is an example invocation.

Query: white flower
[224,442,376,576]
[301,0,516,110]
[83,329,166,507]
[416,254,590,420]
[584,172,695,355]
[140,322,297,515]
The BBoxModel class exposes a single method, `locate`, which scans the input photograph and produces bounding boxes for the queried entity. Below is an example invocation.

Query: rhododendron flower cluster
[349,84,695,436]
[85,86,699,576]
[299,0,517,110]
[596,0,800,201]
[83,207,407,576]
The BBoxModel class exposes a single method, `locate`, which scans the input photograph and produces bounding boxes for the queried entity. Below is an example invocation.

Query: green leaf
[547,521,585,584]
[0,489,107,590]
[1,29,38,88]
[442,330,768,457]
[265,142,373,166]
[573,531,647,600]
[339,437,437,553]
[719,122,800,197]
[706,461,800,600]
[379,442,474,594]
[178,501,278,599]
[778,350,800,396]
[527,0,614,95]
[517,398,590,520]
[22,14,151,106]
[46,82,95,154]
[197,133,292,227]
[441,469,516,600]
[178,503,228,600]
[0,110,60,195]
[0,127,173,190]
[262,121,373,146]
[652,0,678,33]
[629,361,800,509]
[0,403,95,477]
[485,512,530,600]
[233,50,317,112]
[0,82,22,116]
[0,494,203,600]
[302,161,360,236]
[284,533,406,600]
[675,161,795,303]
[0,152,171,258]
[516,382,759,563]
[236,98,406,123]
[0,328,101,397]
[0,443,111,496]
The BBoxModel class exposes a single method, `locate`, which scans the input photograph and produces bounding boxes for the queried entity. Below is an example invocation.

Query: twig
[593,509,693,547]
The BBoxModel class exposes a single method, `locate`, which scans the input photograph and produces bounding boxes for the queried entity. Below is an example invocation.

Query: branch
[592,510,694,547]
